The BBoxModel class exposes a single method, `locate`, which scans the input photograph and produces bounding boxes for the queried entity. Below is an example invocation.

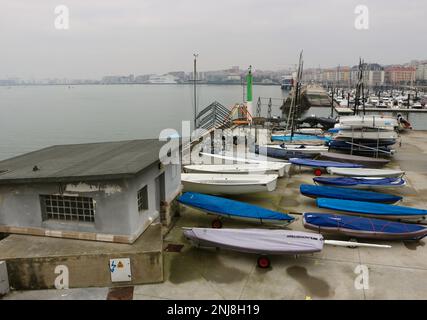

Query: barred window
[137,186,148,212]
[40,195,95,222]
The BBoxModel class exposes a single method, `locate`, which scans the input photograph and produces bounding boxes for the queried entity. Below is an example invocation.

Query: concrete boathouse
[0,139,181,289]
[0,139,181,243]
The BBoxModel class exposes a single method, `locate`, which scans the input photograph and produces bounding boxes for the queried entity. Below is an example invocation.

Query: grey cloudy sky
[1,0,426,78]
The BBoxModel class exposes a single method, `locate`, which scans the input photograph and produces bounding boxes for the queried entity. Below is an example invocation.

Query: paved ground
[3,130,427,300]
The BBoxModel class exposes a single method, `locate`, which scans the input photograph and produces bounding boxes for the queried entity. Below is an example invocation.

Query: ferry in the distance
[280,75,294,90]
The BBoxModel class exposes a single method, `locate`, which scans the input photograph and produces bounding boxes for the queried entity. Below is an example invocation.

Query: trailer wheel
[314,168,323,176]
[212,219,223,229]
[257,256,271,268]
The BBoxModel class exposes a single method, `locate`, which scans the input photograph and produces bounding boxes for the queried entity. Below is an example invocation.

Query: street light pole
[193,53,199,129]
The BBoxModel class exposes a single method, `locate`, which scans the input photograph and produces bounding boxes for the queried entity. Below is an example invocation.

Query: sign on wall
[109,258,132,282]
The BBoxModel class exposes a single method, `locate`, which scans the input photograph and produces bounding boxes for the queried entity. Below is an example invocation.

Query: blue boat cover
[300,184,402,203]
[303,213,427,236]
[178,192,294,222]
[255,145,312,160]
[316,198,427,217]
[271,134,332,142]
[313,177,406,187]
[289,158,363,168]
[328,128,340,133]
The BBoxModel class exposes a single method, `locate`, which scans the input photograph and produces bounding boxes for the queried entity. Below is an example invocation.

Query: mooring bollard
[0,261,10,296]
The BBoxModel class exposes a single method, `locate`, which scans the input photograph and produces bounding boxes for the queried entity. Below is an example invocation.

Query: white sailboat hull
[184,163,290,177]
[334,130,398,140]
[181,173,278,195]
[327,167,405,178]
[337,115,398,129]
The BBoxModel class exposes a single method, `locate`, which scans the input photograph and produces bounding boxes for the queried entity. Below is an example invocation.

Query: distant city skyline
[1,58,426,85]
[1,0,426,79]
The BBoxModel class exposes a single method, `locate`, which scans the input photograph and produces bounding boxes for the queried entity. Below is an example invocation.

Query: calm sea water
[0,84,288,160]
[1,84,425,161]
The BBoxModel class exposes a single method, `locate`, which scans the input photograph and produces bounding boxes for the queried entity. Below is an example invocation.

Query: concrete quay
[2,130,427,300]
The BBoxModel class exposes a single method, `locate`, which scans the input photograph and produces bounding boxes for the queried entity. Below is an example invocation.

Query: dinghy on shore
[184,227,390,268]
[300,184,402,204]
[181,173,278,195]
[313,177,407,189]
[267,144,329,155]
[253,145,313,160]
[336,115,398,130]
[316,198,427,222]
[290,158,363,169]
[184,228,323,255]
[183,228,324,268]
[334,129,398,141]
[327,167,404,178]
[184,163,290,177]
[290,158,364,176]
[199,151,289,164]
[178,192,294,228]
[271,134,331,142]
[303,212,427,240]
[318,152,390,168]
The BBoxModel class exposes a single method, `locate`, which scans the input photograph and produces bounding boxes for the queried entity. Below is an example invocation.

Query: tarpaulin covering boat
[297,116,337,130]
[300,184,402,203]
[316,198,427,221]
[267,144,329,155]
[313,177,407,189]
[318,152,390,168]
[178,192,294,224]
[289,158,363,168]
[183,228,323,255]
[253,145,313,160]
[271,134,332,142]
[303,212,427,240]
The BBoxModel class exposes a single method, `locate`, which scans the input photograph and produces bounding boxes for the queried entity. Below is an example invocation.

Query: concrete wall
[0,261,9,296]
[1,224,163,290]
[0,161,181,243]
[125,161,181,237]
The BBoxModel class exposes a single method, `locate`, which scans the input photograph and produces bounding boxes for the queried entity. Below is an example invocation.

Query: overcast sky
[1,0,426,79]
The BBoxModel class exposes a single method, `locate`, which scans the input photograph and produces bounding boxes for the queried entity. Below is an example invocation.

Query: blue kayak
[313,177,406,188]
[289,158,363,168]
[271,134,332,142]
[178,192,294,225]
[300,184,402,204]
[303,212,427,240]
[316,198,427,221]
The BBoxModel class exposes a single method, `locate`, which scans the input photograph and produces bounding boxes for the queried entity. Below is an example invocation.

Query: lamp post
[193,53,199,129]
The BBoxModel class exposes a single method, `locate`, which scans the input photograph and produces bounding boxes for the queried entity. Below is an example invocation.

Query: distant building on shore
[384,66,416,85]
[416,63,427,84]
[101,74,135,84]
[350,63,385,87]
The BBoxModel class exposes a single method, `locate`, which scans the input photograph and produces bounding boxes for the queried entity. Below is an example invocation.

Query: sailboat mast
[291,51,304,140]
